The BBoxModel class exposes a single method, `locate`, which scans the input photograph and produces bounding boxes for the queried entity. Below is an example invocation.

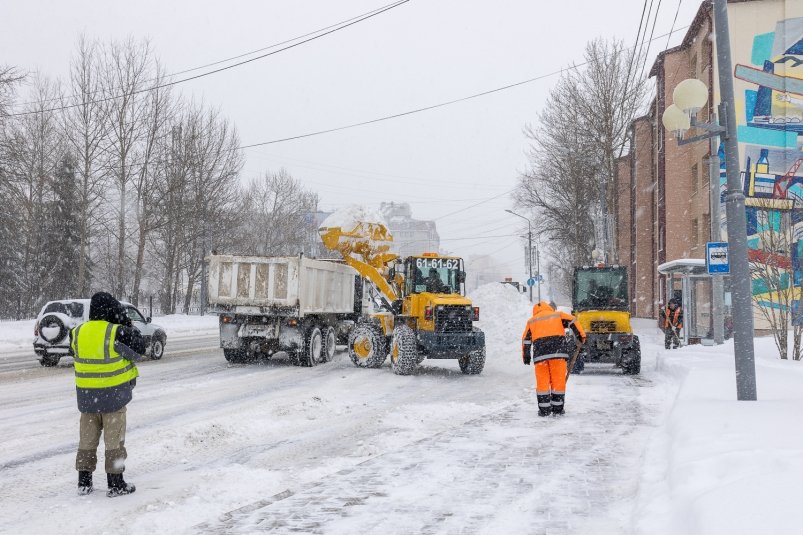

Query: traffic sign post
[706,241,730,274]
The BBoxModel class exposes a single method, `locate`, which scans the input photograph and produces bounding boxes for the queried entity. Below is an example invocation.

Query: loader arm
[319,223,399,304]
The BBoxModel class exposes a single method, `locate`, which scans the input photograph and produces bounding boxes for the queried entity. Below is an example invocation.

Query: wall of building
[715,0,803,325]
[380,202,441,258]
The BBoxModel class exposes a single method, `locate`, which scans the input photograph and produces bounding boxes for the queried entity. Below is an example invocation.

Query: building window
[691,218,699,247]
[703,214,711,242]
[691,163,698,195]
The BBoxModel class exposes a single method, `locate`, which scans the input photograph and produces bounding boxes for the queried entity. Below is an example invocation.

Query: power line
[238,25,689,148]
[4,0,410,118]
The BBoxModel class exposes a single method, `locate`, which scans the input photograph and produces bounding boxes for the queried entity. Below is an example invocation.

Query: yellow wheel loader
[319,222,486,375]
[571,265,641,375]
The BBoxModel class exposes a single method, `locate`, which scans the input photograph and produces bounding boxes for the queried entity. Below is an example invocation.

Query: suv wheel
[150,335,166,360]
[39,315,68,344]
[40,353,61,367]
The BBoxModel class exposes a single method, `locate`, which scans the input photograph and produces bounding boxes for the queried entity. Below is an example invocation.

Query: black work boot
[77,471,93,495]
[537,394,552,417]
[106,473,136,498]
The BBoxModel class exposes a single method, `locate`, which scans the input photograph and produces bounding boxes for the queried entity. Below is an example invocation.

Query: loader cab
[404,254,465,296]
[573,266,629,312]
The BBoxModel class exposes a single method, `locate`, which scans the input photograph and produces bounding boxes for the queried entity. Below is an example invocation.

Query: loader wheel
[322,326,336,363]
[458,347,486,375]
[348,323,387,368]
[302,326,325,367]
[390,324,417,376]
[622,339,641,375]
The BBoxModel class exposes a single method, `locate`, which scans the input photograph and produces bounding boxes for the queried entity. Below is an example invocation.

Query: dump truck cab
[572,265,641,375]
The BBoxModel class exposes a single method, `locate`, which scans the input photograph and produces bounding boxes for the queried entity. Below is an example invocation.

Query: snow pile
[634,335,803,535]
[0,314,218,353]
[148,314,218,338]
[319,204,388,231]
[469,282,532,359]
[0,319,36,351]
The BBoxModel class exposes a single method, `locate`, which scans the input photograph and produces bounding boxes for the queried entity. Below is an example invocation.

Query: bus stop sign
[706,242,729,274]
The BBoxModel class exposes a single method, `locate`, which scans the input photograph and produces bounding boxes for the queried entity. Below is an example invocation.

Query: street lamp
[505,209,536,303]
[660,0,756,401]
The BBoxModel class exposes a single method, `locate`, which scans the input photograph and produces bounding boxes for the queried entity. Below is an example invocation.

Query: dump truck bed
[207,255,356,316]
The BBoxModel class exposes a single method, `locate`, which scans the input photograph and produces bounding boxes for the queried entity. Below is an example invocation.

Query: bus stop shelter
[657,259,732,345]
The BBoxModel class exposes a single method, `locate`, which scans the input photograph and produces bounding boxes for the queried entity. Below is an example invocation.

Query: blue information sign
[706,242,730,274]
[527,277,536,286]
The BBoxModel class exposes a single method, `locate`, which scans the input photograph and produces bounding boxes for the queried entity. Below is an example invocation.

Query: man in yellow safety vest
[70,292,145,497]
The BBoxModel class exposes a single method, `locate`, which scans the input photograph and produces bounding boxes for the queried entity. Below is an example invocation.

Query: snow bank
[0,314,218,353]
[319,204,387,231]
[634,334,803,535]
[469,282,531,344]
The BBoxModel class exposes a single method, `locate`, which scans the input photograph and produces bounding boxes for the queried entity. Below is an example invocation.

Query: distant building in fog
[303,210,333,258]
[380,202,440,258]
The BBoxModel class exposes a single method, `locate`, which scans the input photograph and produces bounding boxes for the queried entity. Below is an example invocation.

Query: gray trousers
[75,406,127,474]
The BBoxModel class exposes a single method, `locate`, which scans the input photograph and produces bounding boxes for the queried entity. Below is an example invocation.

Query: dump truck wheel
[322,326,337,363]
[459,347,485,375]
[224,348,248,363]
[390,324,417,376]
[348,323,387,368]
[302,326,324,367]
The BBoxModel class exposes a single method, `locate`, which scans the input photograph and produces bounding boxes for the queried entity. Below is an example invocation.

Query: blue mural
[733,16,803,315]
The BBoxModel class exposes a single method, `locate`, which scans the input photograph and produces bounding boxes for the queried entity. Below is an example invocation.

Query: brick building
[615,0,803,323]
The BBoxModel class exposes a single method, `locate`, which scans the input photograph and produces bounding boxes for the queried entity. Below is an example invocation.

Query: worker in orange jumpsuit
[522,301,587,416]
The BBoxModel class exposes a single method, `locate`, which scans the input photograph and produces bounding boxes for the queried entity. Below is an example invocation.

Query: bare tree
[129,61,176,306]
[100,37,153,299]
[515,38,647,271]
[2,74,64,316]
[237,169,319,256]
[61,37,108,295]
[749,201,797,359]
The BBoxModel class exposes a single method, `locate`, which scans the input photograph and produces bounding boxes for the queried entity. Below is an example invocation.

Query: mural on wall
[732,16,803,314]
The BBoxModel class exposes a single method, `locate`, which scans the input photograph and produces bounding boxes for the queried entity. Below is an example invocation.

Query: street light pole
[506,209,534,303]
[713,0,756,400]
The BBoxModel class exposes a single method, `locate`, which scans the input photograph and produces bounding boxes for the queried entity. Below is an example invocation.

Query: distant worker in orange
[522,301,587,416]
[661,298,683,349]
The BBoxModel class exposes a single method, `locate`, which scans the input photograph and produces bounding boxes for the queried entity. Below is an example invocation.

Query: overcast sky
[2,0,702,283]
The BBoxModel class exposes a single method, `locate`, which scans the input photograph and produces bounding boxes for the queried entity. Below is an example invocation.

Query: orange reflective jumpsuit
[522,301,587,416]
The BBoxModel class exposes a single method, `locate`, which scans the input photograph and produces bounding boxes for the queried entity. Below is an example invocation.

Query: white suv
[33,299,167,367]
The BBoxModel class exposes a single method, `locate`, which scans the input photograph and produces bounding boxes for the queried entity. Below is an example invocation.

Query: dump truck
[571,265,641,375]
[319,218,486,375]
[207,254,361,365]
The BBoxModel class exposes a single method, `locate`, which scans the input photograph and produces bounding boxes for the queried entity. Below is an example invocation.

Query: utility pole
[714,0,756,399]
[535,243,541,302]
[506,209,534,303]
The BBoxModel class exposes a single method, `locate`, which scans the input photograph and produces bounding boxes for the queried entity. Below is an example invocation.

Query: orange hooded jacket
[521,301,586,365]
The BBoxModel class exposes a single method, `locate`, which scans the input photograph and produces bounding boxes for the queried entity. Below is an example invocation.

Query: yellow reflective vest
[70,320,139,389]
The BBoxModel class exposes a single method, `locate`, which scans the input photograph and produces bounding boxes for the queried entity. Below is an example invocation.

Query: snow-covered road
[0,286,674,534]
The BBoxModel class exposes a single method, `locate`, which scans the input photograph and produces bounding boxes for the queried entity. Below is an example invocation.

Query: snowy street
[1,284,801,534]
[0,286,671,534]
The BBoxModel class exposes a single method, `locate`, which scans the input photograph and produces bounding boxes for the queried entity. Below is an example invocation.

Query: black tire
[223,348,248,363]
[322,326,336,363]
[39,314,67,344]
[458,347,486,375]
[390,324,418,376]
[40,353,61,367]
[150,334,166,360]
[348,322,387,368]
[301,326,325,367]
[622,339,641,375]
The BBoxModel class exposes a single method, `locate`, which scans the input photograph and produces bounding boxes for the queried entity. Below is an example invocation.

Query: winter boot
[551,393,565,416]
[106,473,136,498]
[77,471,93,495]
[537,394,552,417]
